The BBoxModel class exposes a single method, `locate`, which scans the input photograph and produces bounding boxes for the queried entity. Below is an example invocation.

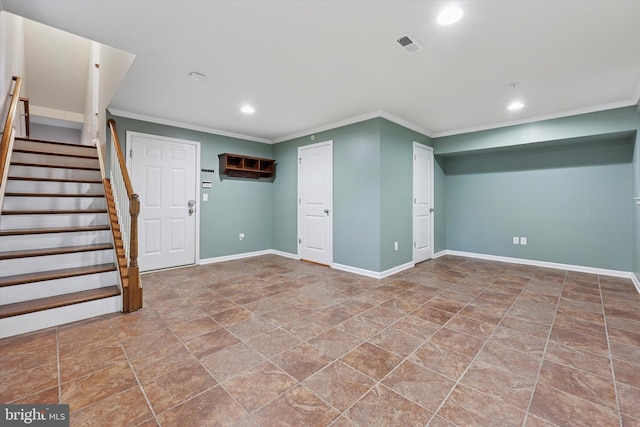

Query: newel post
[128,194,142,311]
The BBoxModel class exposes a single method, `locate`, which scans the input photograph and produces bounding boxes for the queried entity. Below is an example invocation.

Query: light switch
[203,194,208,202]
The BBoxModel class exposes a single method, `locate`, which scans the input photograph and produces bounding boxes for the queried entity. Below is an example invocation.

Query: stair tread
[2,209,107,215]
[7,176,103,184]
[15,137,94,148]
[9,161,100,171]
[4,192,104,198]
[13,147,98,160]
[0,225,110,236]
[0,243,114,260]
[0,263,117,287]
[0,285,120,319]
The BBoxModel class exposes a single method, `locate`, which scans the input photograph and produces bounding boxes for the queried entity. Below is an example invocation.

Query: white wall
[0,11,26,134]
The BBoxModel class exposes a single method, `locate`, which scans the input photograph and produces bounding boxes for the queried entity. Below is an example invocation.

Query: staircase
[0,137,122,338]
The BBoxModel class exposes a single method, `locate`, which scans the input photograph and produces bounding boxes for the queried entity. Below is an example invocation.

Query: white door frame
[297,140,333,265]
[413,142,434,263]
[126,131,201,268]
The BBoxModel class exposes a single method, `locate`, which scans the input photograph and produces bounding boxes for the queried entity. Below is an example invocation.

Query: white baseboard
[632,273,640,294]
[270,250,300,260]
[199,250,274,265]
[332,261,414,280]
[433,250,448,259]
[200,250,414,280]
[439,250,638,292]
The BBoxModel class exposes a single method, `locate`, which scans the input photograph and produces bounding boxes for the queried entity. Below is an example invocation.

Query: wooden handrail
[108,119,134,197]
[1,76,24,189]
[107,119,142,312]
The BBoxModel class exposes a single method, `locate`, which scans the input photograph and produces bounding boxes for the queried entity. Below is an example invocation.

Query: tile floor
[1,255,639,426]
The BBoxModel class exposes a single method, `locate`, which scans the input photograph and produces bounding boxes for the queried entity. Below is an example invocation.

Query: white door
[298,141,333,265]
[413,142,434,263]
[128,132,199,272]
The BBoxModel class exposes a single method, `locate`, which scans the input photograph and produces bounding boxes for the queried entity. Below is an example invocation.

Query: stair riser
[12,152,99,169]
[0,213,109,229]
[0,295,121,338]
[0,250,115,276]
[5,180,103,194]
[0,271,118,304]
[14,140,97,157]
[0,230,112,252]
[9,165,102,181]
[3,196,107,211]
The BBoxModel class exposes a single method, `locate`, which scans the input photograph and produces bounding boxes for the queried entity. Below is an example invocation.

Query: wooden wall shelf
[218,153,275,179]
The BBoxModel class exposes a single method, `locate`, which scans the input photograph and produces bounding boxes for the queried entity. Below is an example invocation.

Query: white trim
[270,250,300,260]
[632,273,640,294]
[433,250,448,259]
[432,100,637,138]
[199,249,413,279]
[439,250,638,290]
[126,131,201,271]
[108,108,271,144]
[332,261,414,280]
[272,110,433,144]
[199,250,274,265]
[379,111,434,138]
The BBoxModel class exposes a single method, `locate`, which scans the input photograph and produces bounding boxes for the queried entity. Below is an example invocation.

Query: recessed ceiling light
[508,101,525,111]
[241,105,255,114]
[189,72,207,82]
[437,6,464,25]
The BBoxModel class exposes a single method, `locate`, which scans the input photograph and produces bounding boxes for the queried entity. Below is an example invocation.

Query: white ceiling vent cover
[396,34,423,54]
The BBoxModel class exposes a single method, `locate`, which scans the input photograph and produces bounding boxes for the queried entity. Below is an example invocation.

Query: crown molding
[271,110,433,144]
[107,108,272,144]
[432,100,637,138]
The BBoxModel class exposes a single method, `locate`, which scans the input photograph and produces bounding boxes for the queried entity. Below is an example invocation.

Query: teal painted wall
[273,118,434,272]
[109,115,274,259]
[441,136,634,271]
[379,119,432,271]
[110,106,639,277]
[272,119,382,271]
[435,106,640,274]
[435,107,640,156]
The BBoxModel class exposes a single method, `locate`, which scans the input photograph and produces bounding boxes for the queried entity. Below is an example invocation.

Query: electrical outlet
[394,241,399,251]
[520,237,527,245]
[513,237,520,245]
[239,233,245,241]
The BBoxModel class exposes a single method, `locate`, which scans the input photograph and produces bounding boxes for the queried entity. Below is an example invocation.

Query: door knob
[188,199,196,208]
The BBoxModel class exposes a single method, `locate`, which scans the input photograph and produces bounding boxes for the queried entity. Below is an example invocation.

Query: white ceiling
[3,0,640,142]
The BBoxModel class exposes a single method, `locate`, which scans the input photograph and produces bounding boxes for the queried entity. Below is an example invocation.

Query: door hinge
[298,238,302,244]
[414,242,417,248]
[299,158,302,164]
[299,198,301,205]
[130,149,133,158]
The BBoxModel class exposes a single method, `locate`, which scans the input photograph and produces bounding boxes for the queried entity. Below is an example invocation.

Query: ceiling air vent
[396,34,423,54]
